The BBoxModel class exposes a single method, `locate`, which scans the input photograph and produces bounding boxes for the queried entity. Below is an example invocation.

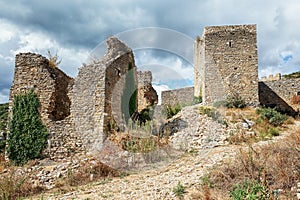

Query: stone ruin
[9,37,158,160]
[8,24,300,161]
[163,24,300,115]
[194,24,259,106]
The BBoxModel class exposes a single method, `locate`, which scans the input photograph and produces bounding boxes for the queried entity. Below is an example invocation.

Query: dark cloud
[1,0,300,102]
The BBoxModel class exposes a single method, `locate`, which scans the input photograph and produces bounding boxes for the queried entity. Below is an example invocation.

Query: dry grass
[205,129,300,199]
[66,159,120,187]
[0,167,45,200]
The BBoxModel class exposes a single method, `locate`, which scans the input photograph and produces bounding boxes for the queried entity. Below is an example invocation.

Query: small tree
[7,91,48,165]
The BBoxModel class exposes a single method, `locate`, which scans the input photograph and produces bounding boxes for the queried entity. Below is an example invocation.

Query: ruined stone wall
[194,36,205,97]
[9,53,84,160]
[137,71,158,112]
[195,24,259,106]
[161,87,194,107]
[72,37,137,153]
[259,77,300,115]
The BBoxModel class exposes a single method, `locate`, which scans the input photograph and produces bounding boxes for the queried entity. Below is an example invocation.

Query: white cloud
[152,83,170,105]
[135,50,193,83]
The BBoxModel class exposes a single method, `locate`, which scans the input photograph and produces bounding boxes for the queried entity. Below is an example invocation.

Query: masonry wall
[72,37,137,153]
[161,87,194,107]
[194,36,205,97]
[137,71,158,112]
[195,24,259,106]
[9,53,84,160]
[259,77,300,115]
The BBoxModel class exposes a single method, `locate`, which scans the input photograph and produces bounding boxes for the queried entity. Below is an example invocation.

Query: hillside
[26,104,300,200]
[283,71,300,79]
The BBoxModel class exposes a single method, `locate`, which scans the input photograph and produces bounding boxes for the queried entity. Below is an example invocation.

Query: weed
[230,179,269,200]
[208,129,300,198]
[256,107,287,127]
[47,50,61,68]
[214,94,246,109]
[163,103,182,119]
[0,168,45,200]
[199,106,227,125]
[173,181,186,198]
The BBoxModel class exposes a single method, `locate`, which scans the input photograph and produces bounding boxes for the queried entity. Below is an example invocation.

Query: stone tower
[194,24,259,106]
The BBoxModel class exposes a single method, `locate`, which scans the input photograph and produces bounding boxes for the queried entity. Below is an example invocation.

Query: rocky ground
[23,104,299,200]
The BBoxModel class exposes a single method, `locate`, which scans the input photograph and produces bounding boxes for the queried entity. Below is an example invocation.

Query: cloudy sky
[0,0,300,103]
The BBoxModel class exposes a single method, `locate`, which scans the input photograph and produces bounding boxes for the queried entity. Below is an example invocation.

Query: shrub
[230,180,269,200]
[192,96,202,105]
[0,103,8,133]
[173,181,185,197]
[163,103,182,119]
[225,94,246,108]
[0,168,45,200]
[7,91,48,165]
[213,94,246,109]
[256,107,287,126]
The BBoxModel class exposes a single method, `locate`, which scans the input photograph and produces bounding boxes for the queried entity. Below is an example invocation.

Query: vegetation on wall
[162,103,182,119]
[283,71,300,79]
[7,91,48,165]
[47,50,61,68]
[121,62,137,123]
[0,103,8,153]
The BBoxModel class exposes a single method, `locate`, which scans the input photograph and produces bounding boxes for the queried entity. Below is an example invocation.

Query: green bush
[7,91,48,165]
[0,103,8,133]
[225,94,246,108]
[163,103,182,119]
[192,96,202,105]
[230,180,269,200]
[213,94,246,108]
[256,107,287,126]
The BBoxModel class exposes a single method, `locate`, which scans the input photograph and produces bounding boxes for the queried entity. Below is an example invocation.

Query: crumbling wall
[259,76,300,115]
[195,24,259,106]
[72,37,138,153]
[161,87,194,107]
[137,71,158,112]
[9,53,83,160]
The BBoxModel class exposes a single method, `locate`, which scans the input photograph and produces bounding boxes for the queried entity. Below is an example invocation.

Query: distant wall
[161,87,194,107]
[137,71,158,112]
[259,77,300,115]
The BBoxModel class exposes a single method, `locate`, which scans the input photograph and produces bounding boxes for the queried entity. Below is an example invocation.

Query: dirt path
[33,121,300,200]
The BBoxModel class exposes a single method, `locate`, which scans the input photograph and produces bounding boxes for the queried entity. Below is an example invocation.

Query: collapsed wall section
[72,37,138,153]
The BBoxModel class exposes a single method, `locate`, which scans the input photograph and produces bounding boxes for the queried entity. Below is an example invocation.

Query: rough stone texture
[260,73,281,81]
[9,37,143,160]
[9,53,83,160]
[259,76,300,115]
[137,71,158,112]
[72,36,137,153]
[161,86,194,107]
[194,24,259,106]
